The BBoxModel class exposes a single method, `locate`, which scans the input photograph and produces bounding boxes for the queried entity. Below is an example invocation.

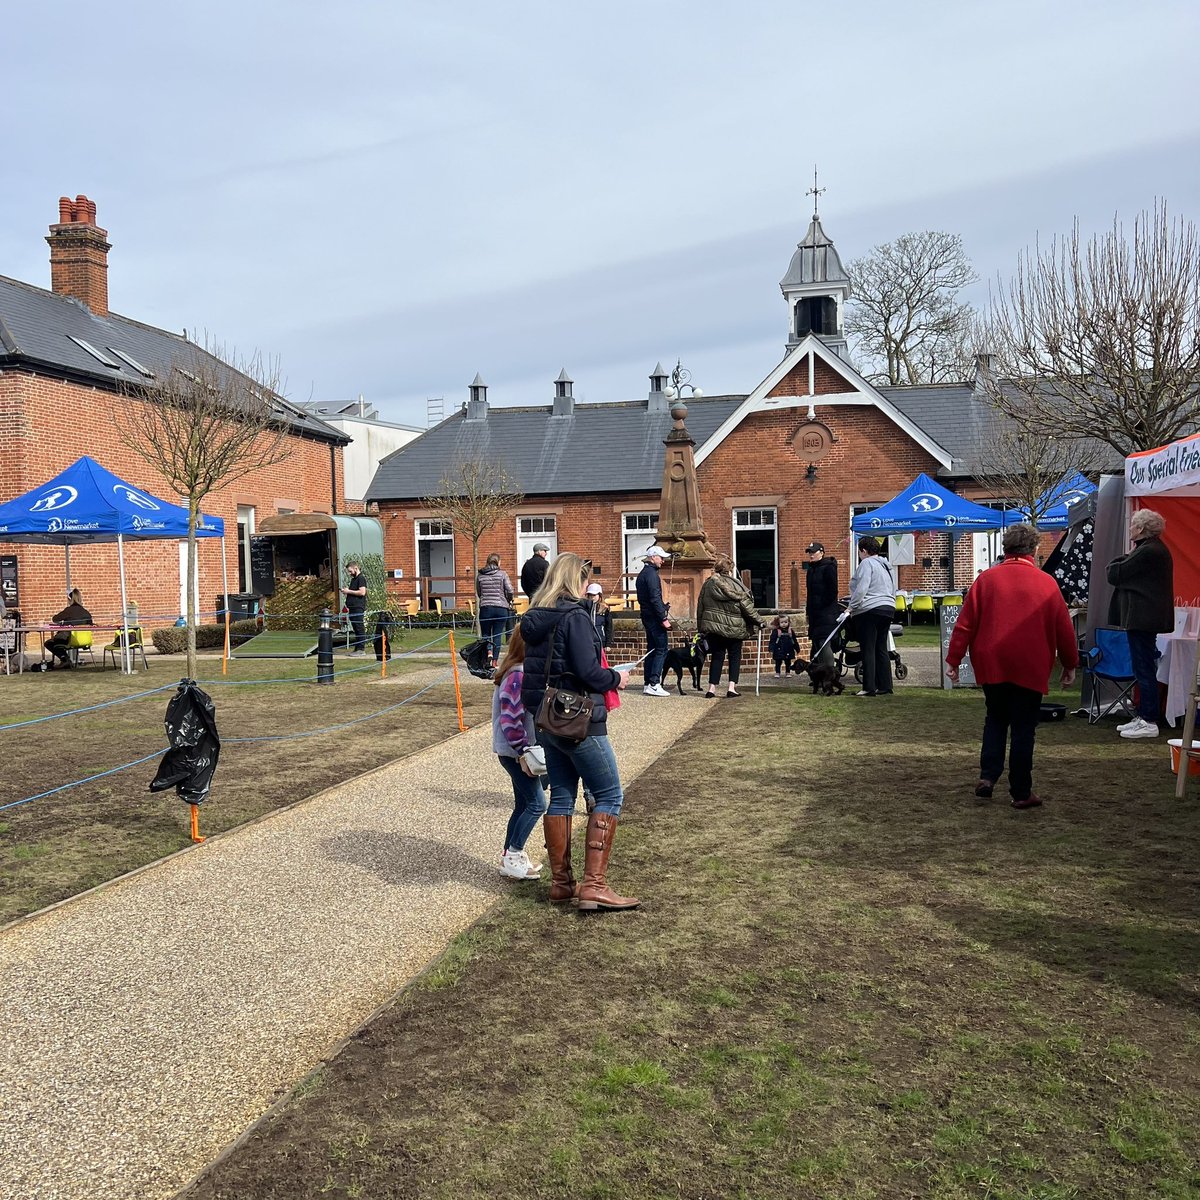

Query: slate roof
[366,396,747,501]
[779,216,850,290]
[0,274,347,444]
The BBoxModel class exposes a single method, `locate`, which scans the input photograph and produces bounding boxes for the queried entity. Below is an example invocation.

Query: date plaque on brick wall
[790,421,835,463]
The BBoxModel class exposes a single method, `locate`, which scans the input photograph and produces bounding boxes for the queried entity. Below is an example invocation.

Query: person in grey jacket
[696,555,764,698]
[848,537,897,696]
[1107,508,1174,740]
[476,553,515,662]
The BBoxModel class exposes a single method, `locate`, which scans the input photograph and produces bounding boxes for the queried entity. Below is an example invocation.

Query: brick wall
[0,369,346,627]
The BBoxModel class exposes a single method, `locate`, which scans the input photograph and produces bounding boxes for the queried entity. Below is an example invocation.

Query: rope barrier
[0,670,459,813]
[0,684,176,733]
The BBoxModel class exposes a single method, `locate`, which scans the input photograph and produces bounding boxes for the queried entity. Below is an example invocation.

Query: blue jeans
[643,620,669,686]
[498,755,549,852]
[541,730,624,816]
[480,605,510,661]
[1127,630,1161,721]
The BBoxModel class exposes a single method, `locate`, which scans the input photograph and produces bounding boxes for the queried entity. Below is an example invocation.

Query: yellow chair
[433,597,444,616]
[940,593,963,608]
[66,628,95,667]
[513,596,530,615]
[911,594,935,624]
[893,593,909,624]
[102,627,149,671]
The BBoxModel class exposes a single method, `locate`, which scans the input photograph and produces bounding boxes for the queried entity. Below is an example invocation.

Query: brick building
[367,213,1016,611]
[0,196,350,626]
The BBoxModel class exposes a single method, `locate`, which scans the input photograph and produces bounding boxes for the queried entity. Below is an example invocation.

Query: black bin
[217,593,259,621]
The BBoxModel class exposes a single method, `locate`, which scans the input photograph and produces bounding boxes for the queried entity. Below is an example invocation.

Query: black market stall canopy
[249,513,383,596]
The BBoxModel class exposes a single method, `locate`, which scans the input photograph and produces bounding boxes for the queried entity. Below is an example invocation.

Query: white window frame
[622,511,660,585]
[515,515,558,566]
[731,507,778,608]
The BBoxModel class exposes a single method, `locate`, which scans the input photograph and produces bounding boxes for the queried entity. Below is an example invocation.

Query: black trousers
[707,634,743,686]
[857,608,894,695]
[981,682,1042,801]
[348,608,367,651]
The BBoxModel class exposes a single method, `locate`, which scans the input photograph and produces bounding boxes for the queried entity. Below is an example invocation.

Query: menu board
[249,535,276,596]
[0,554,17,608]
[940,601,976,690]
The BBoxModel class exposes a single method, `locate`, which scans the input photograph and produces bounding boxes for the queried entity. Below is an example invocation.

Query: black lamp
[805,463,818,485]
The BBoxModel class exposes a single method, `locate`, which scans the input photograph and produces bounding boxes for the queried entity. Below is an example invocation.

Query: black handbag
[534,619,593,742]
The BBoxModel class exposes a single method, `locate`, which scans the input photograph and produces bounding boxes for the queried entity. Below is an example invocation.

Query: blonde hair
[531,552,591,608]
[1130,509,1165,538]
[494,625,527,685]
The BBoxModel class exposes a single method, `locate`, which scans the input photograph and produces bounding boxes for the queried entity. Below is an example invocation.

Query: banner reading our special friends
[1126,431,1200,496]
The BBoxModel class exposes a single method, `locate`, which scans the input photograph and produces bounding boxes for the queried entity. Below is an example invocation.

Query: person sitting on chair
[45,588,93,669]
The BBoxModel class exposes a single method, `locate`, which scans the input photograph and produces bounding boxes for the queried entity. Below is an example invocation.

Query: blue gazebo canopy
[0,457,224,545]
[851,473,1004,535]
[1001,471,1096,530]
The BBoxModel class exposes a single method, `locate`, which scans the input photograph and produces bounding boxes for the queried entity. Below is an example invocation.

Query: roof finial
[806,164,826,221]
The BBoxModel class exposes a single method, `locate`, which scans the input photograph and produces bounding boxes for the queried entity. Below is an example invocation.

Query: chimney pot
[58,196,73,223]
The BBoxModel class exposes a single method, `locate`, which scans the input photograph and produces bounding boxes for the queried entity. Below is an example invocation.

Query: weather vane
[806,165,826,220]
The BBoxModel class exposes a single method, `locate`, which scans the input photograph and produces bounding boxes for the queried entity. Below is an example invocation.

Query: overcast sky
[3,0,1198,426]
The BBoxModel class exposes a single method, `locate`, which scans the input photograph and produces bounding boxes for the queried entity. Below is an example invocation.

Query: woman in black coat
[520,553,635,912]
[1107,508,1174,739]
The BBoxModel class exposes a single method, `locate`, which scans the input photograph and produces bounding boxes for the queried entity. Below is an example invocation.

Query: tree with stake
[118,339,290,679]
[421,458,523,633]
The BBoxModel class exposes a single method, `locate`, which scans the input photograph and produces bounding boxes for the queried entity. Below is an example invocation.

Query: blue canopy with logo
[0,456,223,544]
[0,457,227,671]
[1000,471,1096,530]
[850,472,1004,534]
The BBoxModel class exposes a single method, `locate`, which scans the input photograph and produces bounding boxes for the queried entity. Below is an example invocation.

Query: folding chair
[102,626,149,671]
[1082,627,1137,724]
[66,629,95,667]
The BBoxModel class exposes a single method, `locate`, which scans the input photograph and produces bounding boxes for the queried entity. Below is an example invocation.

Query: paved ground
[0,687,711,1200]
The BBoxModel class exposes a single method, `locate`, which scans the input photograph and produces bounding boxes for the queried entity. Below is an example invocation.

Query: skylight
[67,336,120,368]
[107,347,155,378]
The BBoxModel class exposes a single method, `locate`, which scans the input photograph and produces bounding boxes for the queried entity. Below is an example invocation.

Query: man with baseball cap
[636,548,672,696]
[804,541,840,663]
[520,542,551,599]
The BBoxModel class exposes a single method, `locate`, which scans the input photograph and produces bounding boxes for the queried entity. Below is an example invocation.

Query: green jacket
[697,573,764,640]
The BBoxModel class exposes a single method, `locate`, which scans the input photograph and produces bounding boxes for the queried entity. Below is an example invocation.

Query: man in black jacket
[521,542,550,598]
[804,542,840,662]
[1107,508,1174,740]
[636,549,671,696]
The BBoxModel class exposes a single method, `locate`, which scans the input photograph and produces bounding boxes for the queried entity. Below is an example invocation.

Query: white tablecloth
[1156,633,1200,727]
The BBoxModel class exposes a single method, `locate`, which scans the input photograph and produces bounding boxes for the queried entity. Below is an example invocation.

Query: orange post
[381,627,388,679]
[448,629,467,732]
[189,803,206,844]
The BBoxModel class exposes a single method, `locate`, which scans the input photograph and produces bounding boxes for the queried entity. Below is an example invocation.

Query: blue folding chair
[1082,627,1137,724]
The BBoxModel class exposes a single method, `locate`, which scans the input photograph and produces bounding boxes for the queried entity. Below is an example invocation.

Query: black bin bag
[458,638,495,680]
[150,679,221,804]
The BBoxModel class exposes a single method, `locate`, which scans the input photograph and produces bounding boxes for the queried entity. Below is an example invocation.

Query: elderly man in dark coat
[1107,508,1174,740]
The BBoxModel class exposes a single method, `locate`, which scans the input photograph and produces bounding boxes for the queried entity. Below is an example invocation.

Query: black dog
[791,656,844,696]
[662,634,708,695]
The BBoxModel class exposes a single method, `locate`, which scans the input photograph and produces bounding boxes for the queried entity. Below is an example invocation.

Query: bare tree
[848,231,979,385]
[119,339,290,677]
[985,204,1200,456]
[421,458,523,631]
[975,421,1103,530]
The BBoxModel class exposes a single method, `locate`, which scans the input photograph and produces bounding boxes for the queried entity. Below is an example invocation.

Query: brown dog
[790,656,844,696]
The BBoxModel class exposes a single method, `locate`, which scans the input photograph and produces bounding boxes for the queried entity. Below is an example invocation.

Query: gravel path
[0,688,711,1200]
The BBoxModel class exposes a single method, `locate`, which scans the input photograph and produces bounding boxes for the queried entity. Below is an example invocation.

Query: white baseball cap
[585,582,603,595]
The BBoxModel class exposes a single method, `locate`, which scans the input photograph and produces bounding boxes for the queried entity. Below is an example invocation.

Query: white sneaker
[1116,717,1140,732]
[1119,718,1160,739]
[511,848,543,875]
[498,851,541,879]
[643,683,671,697]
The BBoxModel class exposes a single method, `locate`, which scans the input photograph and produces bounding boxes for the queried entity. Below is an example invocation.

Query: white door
[516,516,558,569]
[418,538,456,609]
[178,542,201,621]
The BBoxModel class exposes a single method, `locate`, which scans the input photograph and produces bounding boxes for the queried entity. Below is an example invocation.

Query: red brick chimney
[46,194,111,316]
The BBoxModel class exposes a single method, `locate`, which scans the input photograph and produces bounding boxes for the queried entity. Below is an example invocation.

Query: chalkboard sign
[940,602,976,690]
[249,535,276,596]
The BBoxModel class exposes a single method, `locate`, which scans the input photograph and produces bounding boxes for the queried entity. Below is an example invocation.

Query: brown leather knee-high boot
[542,814,577,904]
[578,812,639,912]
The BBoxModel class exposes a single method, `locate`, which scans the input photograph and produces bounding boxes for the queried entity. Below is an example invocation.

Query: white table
[1156,633,1200,727]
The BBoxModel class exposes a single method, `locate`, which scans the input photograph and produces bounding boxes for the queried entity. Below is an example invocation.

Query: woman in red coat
[945,524,1079,809]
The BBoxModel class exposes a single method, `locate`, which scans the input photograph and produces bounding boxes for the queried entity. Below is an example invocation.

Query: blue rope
[0,684,176,733]
[0,670,457,812]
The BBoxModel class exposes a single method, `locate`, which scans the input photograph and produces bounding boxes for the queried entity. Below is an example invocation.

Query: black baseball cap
[804,542,824,554]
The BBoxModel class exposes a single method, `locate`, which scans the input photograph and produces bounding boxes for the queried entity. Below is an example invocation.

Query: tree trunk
[186,503,199,680]
[471,541,482,635]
